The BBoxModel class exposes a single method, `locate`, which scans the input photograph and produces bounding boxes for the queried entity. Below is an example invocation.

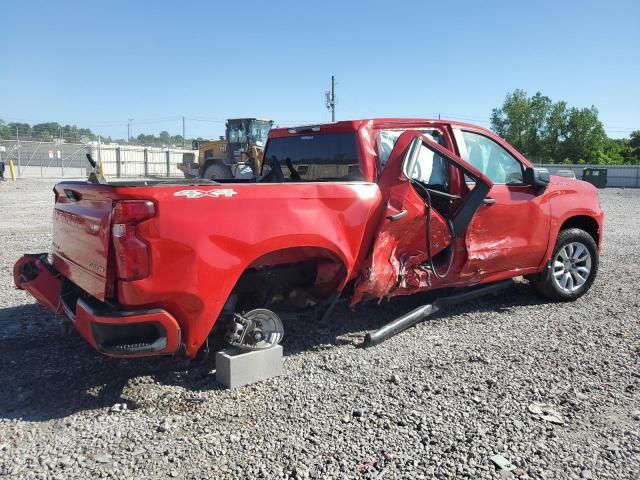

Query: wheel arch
[559,215,601,248]
[189,243,352,355]
[233,245,351,302]
[539,210,603,272]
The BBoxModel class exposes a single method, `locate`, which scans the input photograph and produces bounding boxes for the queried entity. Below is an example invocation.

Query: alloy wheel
[552,241,592,293]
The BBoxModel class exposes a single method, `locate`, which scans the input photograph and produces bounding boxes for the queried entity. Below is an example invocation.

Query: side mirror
[523,167,550,192]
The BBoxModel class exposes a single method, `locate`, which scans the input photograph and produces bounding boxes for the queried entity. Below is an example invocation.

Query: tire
[531,228,599,301]
[203,163,232,180]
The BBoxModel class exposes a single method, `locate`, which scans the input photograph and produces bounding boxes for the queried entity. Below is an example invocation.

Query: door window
[378,130,448,189]
[406,143,449,190]
[459,131,523,184]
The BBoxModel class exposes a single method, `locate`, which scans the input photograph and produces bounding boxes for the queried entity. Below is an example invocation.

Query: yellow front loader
[178,118,273,180]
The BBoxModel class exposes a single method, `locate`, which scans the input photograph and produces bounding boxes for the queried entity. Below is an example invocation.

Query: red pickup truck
[14,119,603,358]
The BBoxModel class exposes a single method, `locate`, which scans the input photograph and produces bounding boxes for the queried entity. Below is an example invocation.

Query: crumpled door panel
[351,181,451,304]
[351,130,492,304]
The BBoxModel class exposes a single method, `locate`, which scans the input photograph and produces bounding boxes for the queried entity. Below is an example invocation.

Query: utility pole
[325,75,336,122]
[16,126,21,177]
[182,116,186,149]
[60,128,64,177]
[127,118,134,143]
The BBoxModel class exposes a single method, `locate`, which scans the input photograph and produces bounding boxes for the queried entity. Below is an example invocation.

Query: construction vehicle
[178,118,273,180]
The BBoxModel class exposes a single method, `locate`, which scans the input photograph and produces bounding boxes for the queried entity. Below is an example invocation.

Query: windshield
[251,121,271,144]
[227,123,246,144]
[227,120,271,145]
[262,132,362,182]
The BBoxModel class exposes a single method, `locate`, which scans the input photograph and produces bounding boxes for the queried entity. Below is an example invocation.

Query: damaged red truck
[14,119,603,358]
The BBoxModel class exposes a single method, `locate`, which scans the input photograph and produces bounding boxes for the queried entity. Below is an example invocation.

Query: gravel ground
[0,178,639,480]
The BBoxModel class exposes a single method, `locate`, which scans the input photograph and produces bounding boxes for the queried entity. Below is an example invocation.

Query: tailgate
[51,182,115,300]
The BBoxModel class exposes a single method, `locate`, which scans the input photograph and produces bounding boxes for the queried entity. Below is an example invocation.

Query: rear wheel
[203,163,232,180]
[532,228,598,301]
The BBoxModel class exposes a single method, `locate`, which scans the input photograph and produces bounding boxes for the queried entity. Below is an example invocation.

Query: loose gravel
[0,179,639,479]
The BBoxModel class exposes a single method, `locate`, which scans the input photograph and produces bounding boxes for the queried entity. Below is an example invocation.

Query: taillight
[111,200,155,281]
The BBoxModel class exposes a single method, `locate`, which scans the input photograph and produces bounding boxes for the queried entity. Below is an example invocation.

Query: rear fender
[116,181,383,358]
[184,241,352,358]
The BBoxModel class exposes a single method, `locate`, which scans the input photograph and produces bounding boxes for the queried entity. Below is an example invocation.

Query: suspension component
[225,308,284,350]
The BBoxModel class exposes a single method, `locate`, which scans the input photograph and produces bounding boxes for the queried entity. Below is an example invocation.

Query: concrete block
[215,345,283,389]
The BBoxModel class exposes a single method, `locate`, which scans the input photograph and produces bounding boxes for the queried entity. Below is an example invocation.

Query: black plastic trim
[77,298,174,355]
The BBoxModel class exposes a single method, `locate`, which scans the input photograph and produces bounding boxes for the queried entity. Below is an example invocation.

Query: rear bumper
[13,253,181,358]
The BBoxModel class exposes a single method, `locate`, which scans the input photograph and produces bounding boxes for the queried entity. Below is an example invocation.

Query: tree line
[3,93,639,163]
[491,90,639,164]
[0,120,200,148]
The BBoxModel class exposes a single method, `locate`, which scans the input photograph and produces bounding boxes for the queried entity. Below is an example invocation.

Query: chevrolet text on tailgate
[14,119,604,358]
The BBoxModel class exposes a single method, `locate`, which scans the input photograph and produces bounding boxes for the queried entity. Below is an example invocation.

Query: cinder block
[215,345,283,389]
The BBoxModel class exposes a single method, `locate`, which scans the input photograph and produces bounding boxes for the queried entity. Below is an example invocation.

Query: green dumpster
[582,167,607,188]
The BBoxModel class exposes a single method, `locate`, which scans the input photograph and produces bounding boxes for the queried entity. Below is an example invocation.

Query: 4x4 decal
[174,189,237,199]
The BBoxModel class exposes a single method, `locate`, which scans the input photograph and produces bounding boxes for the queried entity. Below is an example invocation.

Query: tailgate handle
[64,189,81,201]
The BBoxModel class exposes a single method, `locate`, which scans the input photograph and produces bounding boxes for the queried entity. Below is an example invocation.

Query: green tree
[629,130,640,164]
[8,122,31,138]
[33,122,61,140]
[491,91,608,164]
[62,125,81,143]
[562,107,606,164]
[0,120,12,139]
[543,101,568,162]
[159,131,171,144]
[491,90,552,161]
[491,89,531,154]
[526,92,552,161]
[595,138,631,164]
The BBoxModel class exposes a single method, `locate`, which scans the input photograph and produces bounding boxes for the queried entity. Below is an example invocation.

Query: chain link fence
[0,140,196,179]
[0,139,87,178]
[1,139,638,186]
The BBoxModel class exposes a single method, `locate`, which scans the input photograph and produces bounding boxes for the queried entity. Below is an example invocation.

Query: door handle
[482,198,496,206]
[386,209,408,221]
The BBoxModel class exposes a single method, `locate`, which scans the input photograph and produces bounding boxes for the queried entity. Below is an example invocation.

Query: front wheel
[531,228,599,301]
[203,163,233,180]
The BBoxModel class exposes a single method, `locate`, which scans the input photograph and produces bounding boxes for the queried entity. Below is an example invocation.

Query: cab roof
[268,118,495,138]
[227,118,273,122]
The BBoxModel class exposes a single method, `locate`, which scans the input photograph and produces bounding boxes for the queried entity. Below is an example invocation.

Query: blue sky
[1,0,638,139]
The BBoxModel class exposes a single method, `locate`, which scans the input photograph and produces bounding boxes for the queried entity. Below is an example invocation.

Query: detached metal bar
[364,280,512,346]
